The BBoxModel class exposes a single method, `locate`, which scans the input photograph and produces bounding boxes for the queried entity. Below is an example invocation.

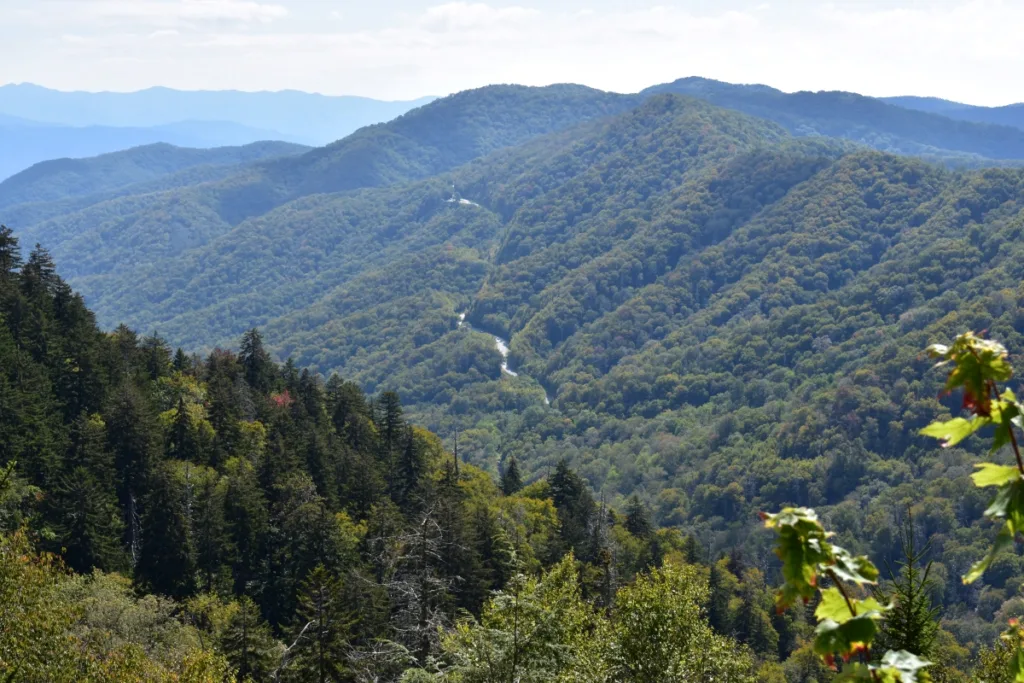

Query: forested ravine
[457,311,551,405]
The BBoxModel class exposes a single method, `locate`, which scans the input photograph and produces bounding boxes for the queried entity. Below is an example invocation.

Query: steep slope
[11,84,637,278]
[0,83,435,145]
[8,85,1024,629]
[885,95,1024,131]
[0,141,307,209]
[646,77,1024,163]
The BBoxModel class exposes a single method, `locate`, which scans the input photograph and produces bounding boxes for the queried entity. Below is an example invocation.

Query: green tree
[240,328,275,394]
[441,553,606,682]
[283,564,352,683]
[137,463,196,599]
[548,459,595,560]
[49,413,123,572]
[221,596,281,682]
[609,560,755,682]
[874,511,939,660]
[500,456,523,496]
[624,494,652,538]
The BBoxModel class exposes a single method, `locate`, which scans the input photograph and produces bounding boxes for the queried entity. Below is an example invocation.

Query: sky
[0,0,1021,105]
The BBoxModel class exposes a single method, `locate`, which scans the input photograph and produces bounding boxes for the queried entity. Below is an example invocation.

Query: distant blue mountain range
[0,83,436,180]
[0,84,435,145]
[881,95,1024,130]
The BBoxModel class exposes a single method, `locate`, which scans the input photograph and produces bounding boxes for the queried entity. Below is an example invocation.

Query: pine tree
[394,426,425,510]
[137,464,195,598]
[193,472,233,593]
[105,382,161,563]
[223,458,270,595]
[707,560,731,635]
[284,564,352,683]
[49,414,123,573]
[0,225,22,278]
[221,595,280,681]
[328,379,376,452]
[240,328,275,394]
[20,244,58,299]
[624,495,652,538]
[172,347,191,374]
[500,456,523,496]
[205,348,244,464]
[377,390,404,465]
[169,397,200,462]
[139,333,172,381]
[49,466,124,573]
[549,459,595,560]
[874,511,939,658]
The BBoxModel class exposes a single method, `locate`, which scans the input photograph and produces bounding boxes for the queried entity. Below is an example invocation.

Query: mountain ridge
[0,82,437,146]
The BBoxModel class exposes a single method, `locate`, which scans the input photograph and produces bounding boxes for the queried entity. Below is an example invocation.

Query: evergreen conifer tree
[239,328,275,394]
[500,456,523,496]
[624,495,652,538]
[285,564,352,683]
[875,511,939,658]
[221,595,281,681]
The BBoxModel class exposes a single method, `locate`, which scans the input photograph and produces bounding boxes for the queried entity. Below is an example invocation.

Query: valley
[5,70,1024,681]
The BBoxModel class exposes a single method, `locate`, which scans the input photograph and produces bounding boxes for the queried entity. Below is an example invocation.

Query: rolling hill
[0,141,308,209]
[646,77,1024,164]
[5,79,1024,648]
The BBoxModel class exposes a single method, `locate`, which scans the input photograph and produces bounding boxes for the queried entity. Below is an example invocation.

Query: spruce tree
[0,225,22,278]
[377,391,404,464]
[172,347,191,374]
[49,466,124,573]
[500,456,523,496]
[169,397,199,462]
[707,561,731,635]
[874,512,939,658]
[394,426,425,510]
[549,459,595,559]
[221,595,280,681]
[285,564,351,683]
[223,459,270,595]
[49,415,122,572]
[240,328,275,394]
[624,495,652,538]
[20,244,58,299]
[193,473,232,593]
[137,464,196,598]
[105,382,160,562]
[139,333,172,381]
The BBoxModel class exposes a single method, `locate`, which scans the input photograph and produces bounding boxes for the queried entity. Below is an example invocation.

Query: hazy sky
[1,0,1020,105]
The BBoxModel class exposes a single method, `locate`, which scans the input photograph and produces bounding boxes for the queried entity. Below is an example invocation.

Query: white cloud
[70,0,287,25]
[419,2,541,33]
[3,1,1024,106]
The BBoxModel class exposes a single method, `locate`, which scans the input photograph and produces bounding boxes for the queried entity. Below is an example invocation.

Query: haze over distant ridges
[0,83,436,146]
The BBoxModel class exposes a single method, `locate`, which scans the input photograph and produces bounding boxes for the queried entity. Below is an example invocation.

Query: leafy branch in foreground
[920,333,1024,582]
[762,507,930,681]
[918,331,1024,681]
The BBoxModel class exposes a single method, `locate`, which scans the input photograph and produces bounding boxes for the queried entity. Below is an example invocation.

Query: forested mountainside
[0,229,808,682]
[3,84,634,279]
[0,212,1019,681]
[884,95,1024,131]
[9,82,1024,679]
[645,77,1024,164]
[5,78,1024,280]
[0,141,308,209]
